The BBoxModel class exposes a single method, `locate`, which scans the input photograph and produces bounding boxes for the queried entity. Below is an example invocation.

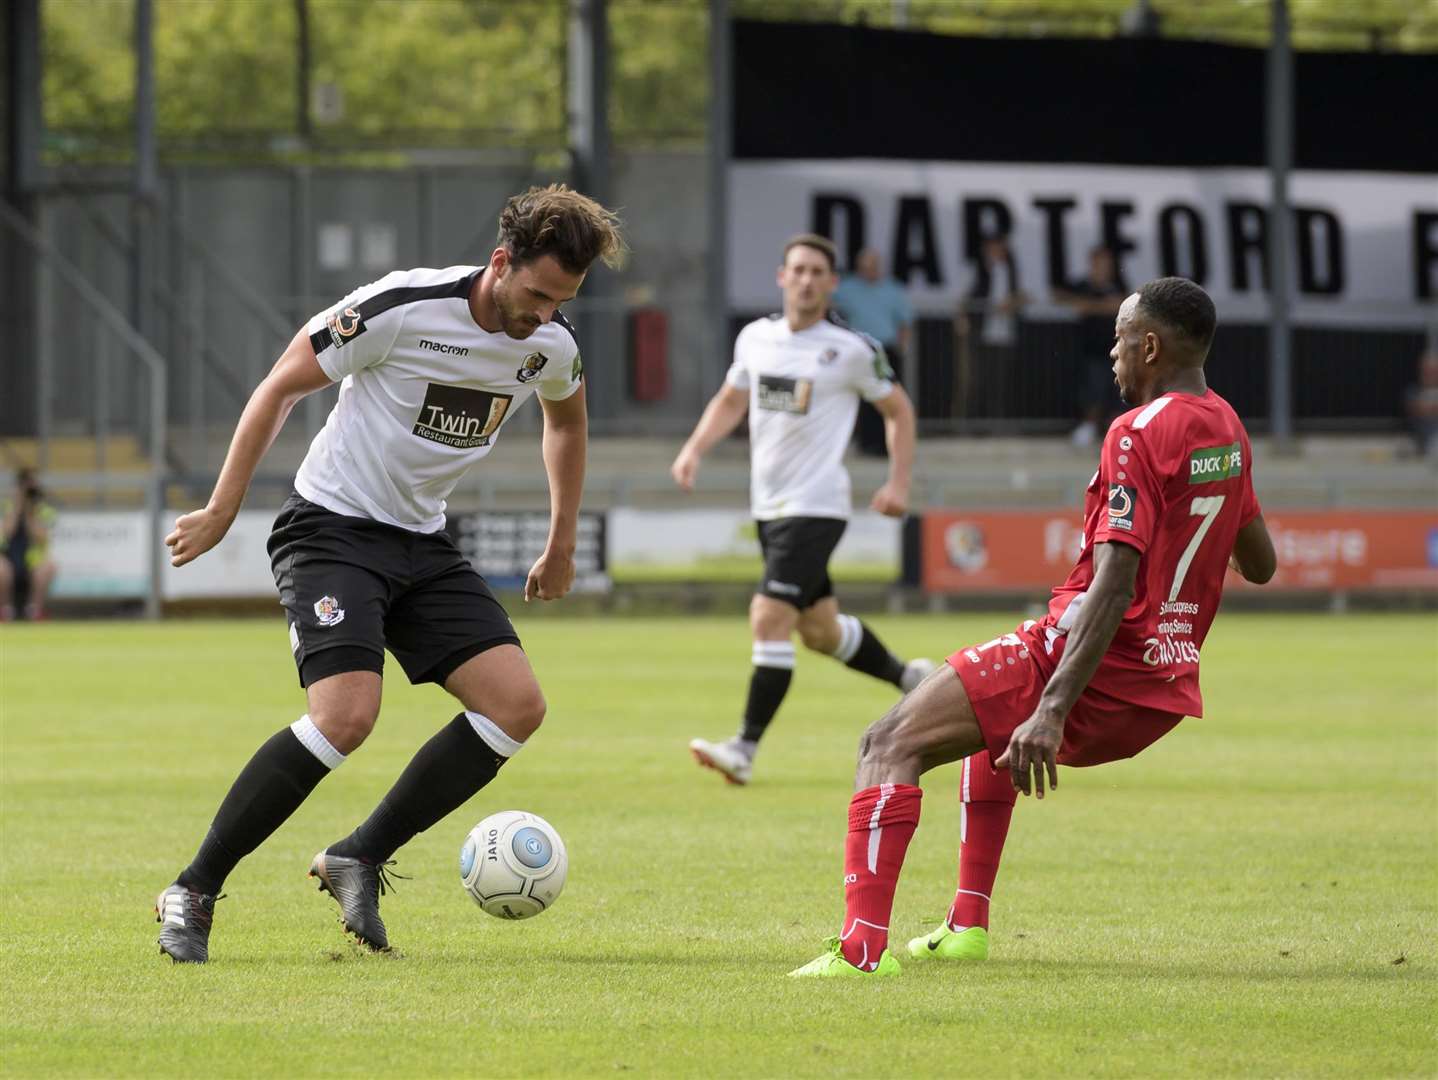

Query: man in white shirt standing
[155,185,624,963]
[672,234,933,786]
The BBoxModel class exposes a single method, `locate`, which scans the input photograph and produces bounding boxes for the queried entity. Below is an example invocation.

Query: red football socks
[946,751,1016,931]
[840,783,922,970]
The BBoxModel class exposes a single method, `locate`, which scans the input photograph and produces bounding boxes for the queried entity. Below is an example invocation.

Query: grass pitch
[2,612,1435,1078]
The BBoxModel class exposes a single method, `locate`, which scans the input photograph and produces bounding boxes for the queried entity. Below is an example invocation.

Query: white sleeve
[305,271,410,381]
[724,327,754,390]
[849,336,896,403]
[537,337,584,402]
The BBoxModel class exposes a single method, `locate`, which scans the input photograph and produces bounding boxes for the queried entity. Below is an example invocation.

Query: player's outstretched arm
[1229,514,1277,584]
[671,383,748,491]
[166,329,332,567]
[870,386,916,517]
[996,540,1141,798]
[527,383,588,602]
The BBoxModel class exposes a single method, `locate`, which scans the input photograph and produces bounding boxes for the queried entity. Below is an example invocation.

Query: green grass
[2,613,1436,1078]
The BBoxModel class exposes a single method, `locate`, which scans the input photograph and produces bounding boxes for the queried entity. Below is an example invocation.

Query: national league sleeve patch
[1107,483,1138,531]
[325,306,365,350]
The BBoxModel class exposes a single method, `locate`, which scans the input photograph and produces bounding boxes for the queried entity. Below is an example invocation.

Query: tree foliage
[38,0,1437,161]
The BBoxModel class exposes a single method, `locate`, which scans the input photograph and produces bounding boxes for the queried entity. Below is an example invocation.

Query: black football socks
[176,717,344,895]
[739,641,796,745]
[327,712,519,864]
[833,614,906,687]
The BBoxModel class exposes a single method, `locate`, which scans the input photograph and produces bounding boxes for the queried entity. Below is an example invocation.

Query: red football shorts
[947,622,1184,768]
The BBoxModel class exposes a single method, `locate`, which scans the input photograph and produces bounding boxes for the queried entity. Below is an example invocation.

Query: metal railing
[0,198,169,618]
[51,186,297,466]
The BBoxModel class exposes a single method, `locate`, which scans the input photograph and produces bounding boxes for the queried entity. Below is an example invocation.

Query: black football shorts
[268,492,520,688]
[755,515,847,610]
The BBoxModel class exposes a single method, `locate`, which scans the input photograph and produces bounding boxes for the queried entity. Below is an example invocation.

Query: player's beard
[492,279,542,340]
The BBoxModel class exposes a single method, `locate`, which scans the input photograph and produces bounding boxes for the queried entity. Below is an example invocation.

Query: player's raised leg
[789,664,986,977]
[157,668,378,963]
[316,644,543,949]
[690,594,798,785]
[908,750,1015,961]
[796,597,934,692]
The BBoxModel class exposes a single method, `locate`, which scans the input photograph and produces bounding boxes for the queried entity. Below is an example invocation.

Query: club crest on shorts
[313,595,345,628]
[516,351,549,383]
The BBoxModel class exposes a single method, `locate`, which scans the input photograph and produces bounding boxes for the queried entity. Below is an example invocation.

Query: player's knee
[749,599,794,641]
[494,686,546,743]
[857,706,909,768]
[310,703,378,754]
[797,619,833,653]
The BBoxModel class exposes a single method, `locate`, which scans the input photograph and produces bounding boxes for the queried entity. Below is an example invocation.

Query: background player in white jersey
[154,186,623,962]
[671,234,933,786]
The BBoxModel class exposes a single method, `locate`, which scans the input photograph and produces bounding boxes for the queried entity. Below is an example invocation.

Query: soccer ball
[459,810,568,920]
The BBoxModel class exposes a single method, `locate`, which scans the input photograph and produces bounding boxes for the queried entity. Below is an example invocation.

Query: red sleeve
[1093,422,1166,554]
[1238,430,1262,527]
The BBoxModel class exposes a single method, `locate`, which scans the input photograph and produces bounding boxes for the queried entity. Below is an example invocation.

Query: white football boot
[900,658,937,693]
[689,737,754,786]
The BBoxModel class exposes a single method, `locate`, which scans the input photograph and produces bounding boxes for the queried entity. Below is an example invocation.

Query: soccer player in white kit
[154,186,623,962]
[672,234,933,785]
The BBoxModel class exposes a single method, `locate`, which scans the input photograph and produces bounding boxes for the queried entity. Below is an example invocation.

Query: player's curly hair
[497,184,626,274]
[1137,277,1217,353]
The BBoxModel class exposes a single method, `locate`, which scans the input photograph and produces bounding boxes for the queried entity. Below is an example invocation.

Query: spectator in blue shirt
[833,249,914,456]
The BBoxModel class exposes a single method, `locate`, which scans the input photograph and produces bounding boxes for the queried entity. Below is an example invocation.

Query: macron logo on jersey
[412,383,513,449]
[1189,442,1243,484]
[419,338,470,357]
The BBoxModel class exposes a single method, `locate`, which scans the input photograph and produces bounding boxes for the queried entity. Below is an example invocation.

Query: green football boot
[906,924,989,961]
[788,936,901,978]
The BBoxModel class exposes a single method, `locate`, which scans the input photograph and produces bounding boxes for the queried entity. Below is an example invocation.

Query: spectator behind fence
[1,467,58,621]
[832,248,914,456]
[1405,348,1438,459]
[1055,245,1127,446]
[954,236,1027,423]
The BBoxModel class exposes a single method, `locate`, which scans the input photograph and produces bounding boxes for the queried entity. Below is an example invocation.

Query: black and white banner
[728,161,1438,327]
[447,510,609,594]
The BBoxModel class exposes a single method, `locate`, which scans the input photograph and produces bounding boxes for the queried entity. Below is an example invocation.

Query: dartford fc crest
[516,352,549,383]
[313,595,345,628]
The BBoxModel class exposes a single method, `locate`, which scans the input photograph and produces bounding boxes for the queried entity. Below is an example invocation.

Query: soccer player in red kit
[790,277,1277,977]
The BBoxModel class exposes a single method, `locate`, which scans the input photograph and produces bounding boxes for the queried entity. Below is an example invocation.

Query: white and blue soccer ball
[460,810,568,920]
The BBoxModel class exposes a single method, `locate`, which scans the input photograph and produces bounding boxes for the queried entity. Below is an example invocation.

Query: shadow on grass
[178,945,747,970]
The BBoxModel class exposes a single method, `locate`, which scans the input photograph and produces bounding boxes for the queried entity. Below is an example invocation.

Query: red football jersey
[1040,390,1261,716]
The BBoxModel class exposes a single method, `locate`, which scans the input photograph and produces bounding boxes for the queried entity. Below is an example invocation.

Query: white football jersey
[294,266,582,533]
[726,313,895,521]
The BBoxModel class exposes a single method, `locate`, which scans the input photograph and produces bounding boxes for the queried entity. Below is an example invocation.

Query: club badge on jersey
[516,352,549,383]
